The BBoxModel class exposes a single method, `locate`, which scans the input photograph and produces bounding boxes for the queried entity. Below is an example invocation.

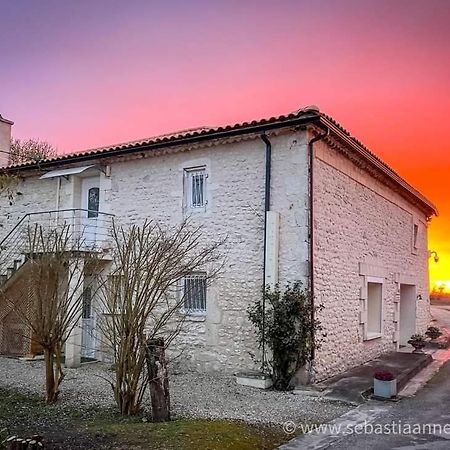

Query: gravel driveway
[0,357,350,426]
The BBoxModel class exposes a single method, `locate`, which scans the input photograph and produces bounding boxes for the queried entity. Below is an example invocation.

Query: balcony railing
[0,209,115,284]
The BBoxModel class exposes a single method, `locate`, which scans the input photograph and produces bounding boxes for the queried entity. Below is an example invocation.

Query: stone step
[313,351,433,405]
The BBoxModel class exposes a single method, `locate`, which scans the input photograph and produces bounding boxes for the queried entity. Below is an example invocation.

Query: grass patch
[0,389,46,422]
[0,387,289,449]
[92,418,287,450]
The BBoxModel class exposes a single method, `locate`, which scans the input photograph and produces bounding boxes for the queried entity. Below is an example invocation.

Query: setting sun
[429,238,450,293]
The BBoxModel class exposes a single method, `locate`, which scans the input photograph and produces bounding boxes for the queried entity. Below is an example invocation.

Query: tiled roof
[318,112,438,216]
[4,106,437,215]
[6,108,321,169]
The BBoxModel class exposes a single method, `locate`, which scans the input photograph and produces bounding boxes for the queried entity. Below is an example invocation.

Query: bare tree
[0,224,99,403]
[97,220,225,417]
[0,172,19,205]
[9,138,56,165]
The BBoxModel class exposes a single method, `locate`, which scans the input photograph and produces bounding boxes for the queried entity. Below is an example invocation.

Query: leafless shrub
[96,219,225,416]
[0,224,99,403]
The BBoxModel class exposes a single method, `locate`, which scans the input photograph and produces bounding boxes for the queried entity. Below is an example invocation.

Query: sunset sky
[0,0,449,287]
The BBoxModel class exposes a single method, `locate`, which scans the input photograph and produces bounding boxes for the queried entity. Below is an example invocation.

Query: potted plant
[407,333,427,353]
[373,370,397,399]
[425,326,442,341]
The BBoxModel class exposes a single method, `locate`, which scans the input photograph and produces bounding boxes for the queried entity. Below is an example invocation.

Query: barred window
[185,167,207,209]
[183,273,207,313]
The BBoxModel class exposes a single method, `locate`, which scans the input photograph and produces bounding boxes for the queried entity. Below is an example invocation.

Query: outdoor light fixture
[429,251,439,263]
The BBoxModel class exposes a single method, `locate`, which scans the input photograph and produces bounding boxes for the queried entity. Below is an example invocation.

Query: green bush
[248,282,323,390]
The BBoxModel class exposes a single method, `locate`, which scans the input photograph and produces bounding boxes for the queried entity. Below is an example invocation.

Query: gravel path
[0,356,351,425]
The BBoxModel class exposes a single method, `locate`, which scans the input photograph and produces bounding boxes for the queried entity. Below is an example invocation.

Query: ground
[0,358,349,449]
[430,303,450,329]
[314,359,450,449]
[2,306,448,449]
[0,389,286,450]
[280,305,450,449]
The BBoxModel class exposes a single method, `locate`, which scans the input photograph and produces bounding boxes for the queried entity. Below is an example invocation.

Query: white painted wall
[0,131,311,373]
[105,132,310,371]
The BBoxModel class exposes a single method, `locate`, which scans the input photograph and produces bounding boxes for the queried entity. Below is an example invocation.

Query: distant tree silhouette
[10,138,56,164]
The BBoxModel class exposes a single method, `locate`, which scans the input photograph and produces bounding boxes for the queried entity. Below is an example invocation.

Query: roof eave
[2,112,321,173]
[318,116,438,217]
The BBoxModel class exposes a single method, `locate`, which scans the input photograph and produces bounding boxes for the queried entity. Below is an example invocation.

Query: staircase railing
[0,209,115,285]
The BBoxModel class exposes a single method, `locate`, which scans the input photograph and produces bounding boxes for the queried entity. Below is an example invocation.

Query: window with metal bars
[183,273,207,313]
[185,167,207,210]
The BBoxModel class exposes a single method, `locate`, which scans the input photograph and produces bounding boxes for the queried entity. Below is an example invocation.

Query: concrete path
[314,352,431,405]
[431,304,450,329]
[280,349,450,450]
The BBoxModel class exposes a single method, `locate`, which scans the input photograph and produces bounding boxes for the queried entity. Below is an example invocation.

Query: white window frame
[365,276,384,340]
[184,166,207,213]
[181,272,207,316]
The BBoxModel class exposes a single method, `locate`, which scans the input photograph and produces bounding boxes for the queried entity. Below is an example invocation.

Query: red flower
[374,370,395,381]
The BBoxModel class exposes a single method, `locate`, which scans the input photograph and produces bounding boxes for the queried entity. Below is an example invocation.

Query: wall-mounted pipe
[260,133,272,370]
[308,127,329,363]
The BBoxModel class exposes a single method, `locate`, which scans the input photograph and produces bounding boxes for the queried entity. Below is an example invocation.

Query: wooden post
[145,337,170,422]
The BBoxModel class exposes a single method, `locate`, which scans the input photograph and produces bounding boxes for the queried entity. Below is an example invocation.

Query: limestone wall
[313,137,431,381]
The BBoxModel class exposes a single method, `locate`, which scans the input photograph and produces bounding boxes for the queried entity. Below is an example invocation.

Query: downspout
[260,133,272,371]
[308,127,329,363]
[56,176,61,219]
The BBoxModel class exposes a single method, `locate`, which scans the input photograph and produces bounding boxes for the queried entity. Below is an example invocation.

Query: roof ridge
[59,125,214,159]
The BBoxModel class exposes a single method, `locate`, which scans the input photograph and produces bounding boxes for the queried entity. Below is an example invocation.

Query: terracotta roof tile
[4,106,437,215]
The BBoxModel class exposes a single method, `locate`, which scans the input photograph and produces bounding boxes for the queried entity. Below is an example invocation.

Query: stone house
[0,107,437,381]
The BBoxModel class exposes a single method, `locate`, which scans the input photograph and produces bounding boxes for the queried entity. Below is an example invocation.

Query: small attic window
[413,223,419,250]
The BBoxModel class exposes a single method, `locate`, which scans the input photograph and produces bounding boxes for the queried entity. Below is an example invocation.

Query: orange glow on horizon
[0,1,448,289]
[431,280,450,295]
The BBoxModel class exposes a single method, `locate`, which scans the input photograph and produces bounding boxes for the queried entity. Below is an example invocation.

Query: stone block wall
[312,137,431,381]
[105,131,310,372]
[0,177,57,242]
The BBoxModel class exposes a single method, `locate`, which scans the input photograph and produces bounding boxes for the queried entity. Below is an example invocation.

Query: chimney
[0,114,14,167]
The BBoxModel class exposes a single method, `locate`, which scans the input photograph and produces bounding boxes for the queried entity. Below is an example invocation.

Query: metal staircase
[0,208,114,288]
